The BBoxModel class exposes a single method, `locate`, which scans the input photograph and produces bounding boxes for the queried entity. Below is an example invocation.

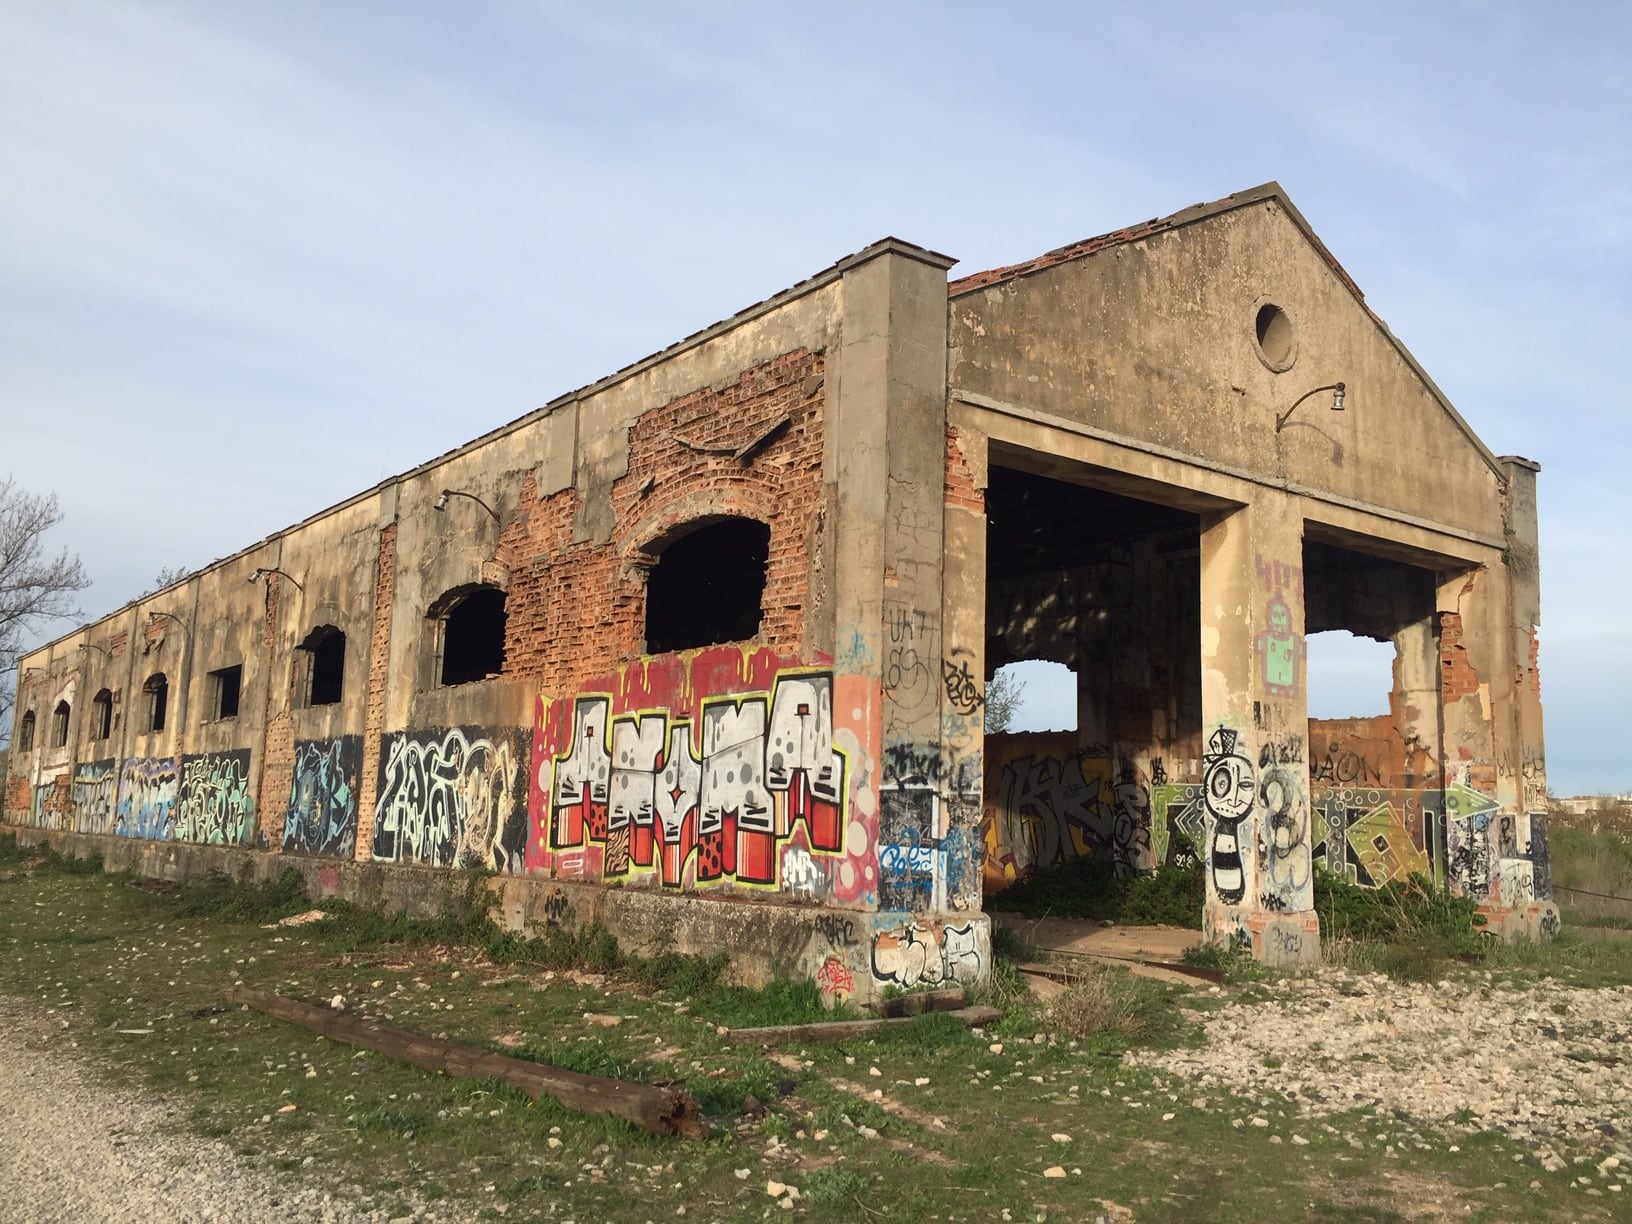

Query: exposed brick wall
[944,426,983,514]
[1526,625,1542,698]
[255,575,291,849]
[1439,612,1480,702]
[2,776,28,823]
[495,349,826,693]
[354,523,397,859]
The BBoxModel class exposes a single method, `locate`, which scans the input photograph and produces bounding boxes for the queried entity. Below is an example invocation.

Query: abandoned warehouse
[2,182,1555,999]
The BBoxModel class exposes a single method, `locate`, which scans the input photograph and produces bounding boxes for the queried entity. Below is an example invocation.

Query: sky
[1,1,1627,795]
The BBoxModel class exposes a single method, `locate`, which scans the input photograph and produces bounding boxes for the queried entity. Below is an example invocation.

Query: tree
[984,667,1022,733]
[1,476,90,737]
[145,565,191,594]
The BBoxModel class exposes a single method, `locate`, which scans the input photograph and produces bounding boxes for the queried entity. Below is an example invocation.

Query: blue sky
[2,1,1627,795]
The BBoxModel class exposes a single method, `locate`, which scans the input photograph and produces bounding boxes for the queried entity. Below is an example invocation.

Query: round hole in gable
[1254,302,1296,371]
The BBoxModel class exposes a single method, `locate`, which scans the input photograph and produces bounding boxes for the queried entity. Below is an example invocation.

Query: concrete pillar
[1500,458,1549,903]
[829,243,963,915]
[1390,612,1446,884]
[1198,489,1320,966]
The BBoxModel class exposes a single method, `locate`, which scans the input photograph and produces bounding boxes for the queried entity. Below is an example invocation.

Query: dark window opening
[644,518,770,654]
[144,674,168,733]
[51,700,71,748]
[91,690,113,741]
[439,587,507,686]
[210,664,242,720]
[17,710,35,753]
[299,625,346,706]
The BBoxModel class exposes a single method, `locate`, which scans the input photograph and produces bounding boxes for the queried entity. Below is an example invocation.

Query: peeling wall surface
[3,185,1552,987]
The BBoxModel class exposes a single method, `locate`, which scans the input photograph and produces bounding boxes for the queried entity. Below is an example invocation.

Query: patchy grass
[1,834,1629,1222]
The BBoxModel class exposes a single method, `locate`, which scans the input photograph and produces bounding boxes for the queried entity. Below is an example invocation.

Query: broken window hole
[91,689,113,741]
[143,673,168,733]
[298,625,346,706]
[435,586,507,686]
[643,517,770,654]
[51,700,71,748]
[209,664,243,720]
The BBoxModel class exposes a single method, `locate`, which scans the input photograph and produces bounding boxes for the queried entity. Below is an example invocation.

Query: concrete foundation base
[1248,911,1323,968]
[1478,900,1562,943]
[3,827,990,1008]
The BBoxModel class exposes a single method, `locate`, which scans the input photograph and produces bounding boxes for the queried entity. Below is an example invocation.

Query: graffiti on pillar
[940,655,984,716]
[174,751,255,846]
[1311,787,1435,887]
[1527,811,1552,899]
[878,786,938,910]
[1444,781,1498,900]
[883,603,935,717]
[979,736,1153,893]
[1254,593,1305,697]
[115,757,179,840]
[72,759,118,835]
[1257,762,1311,909]
[532,646,854,897]
[372,727,528,872]
[1203,727,1256,905]
[284,737,362,858]
[869,919,985,989]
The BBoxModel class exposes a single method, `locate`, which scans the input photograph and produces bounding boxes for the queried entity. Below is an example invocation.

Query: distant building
[1,183,1553,992]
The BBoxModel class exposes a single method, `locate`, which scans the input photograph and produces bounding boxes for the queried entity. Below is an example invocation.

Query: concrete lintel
[957,388,1507,553]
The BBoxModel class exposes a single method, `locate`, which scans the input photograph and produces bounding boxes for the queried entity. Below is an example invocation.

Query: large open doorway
[1302,532,1447,892]
[980,458,1204,904]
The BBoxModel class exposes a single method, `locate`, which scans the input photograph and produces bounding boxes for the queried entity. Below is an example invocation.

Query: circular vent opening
[1254,302,1296,371]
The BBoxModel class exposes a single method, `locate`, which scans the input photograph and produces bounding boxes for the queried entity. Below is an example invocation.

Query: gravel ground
[0,998,457,1224]
[1128,971,1632,1174]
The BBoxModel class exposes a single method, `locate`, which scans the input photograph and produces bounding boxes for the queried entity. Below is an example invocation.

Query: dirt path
[0,997,447,1224]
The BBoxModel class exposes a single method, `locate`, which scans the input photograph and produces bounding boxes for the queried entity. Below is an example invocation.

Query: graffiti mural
[373,727,528,872]
[533,646,852,895]
[1444,781,1498,900]
[284,737,362,858]
[1203,727,1255,906]
[870,919,985,989]
[115,757,179,840]
[175,751,255,845]
[979,735,1154,893]
[71,759,118,835]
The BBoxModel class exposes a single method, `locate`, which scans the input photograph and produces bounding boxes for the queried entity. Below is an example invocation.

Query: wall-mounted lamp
[248,566,304,592]
[1275,381,1346,433]
[77,642,112,661]
[434,488,500,522]
[147,610,189,631]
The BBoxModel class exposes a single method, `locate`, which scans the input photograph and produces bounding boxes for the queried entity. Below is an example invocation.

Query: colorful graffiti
[175,751,255,845]
[71,759,118,835]
[373,727,528,872]
[115,757,179,840]
[532,647,857,896]
[1201,727,1256,905]
[284,737,361,858]
[979,735,1154,893]
[1253,554,1305,698]
[869,919,985,989]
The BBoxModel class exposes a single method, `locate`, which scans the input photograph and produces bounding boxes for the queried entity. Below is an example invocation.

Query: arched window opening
[51,700,71,748]
[437,587,507,686]
[644,517,770,654]
[18,710,36,752]
[91,690,113,741]
[143,673,168,733]
[298,625,346,707]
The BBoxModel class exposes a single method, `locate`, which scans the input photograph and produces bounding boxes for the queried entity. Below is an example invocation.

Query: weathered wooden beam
[724,1005,1000,1046]
[225,988,705,1139]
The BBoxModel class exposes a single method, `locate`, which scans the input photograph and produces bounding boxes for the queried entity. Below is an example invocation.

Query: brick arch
[618,486,781,576]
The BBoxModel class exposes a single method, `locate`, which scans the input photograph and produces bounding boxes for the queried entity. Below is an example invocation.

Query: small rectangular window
[210,664,243,720]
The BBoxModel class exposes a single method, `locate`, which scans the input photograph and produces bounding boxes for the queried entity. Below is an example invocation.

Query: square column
[1198,491,1320,966]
